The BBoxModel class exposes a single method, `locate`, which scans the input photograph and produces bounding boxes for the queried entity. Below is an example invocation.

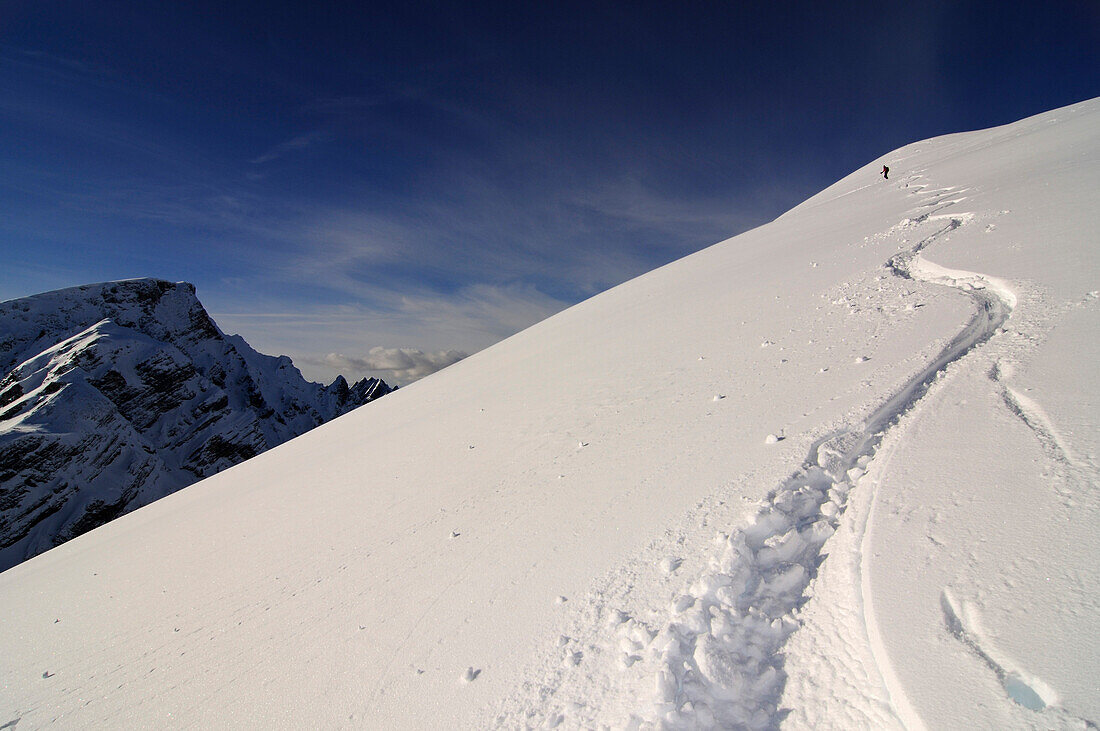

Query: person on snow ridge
[882,165,890,179]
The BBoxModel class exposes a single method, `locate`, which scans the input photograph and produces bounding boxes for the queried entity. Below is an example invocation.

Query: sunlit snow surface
[2,100,1097,729]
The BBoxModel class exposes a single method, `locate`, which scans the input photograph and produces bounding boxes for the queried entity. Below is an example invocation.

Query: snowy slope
[0,279,390,571]
[1,100,1096,729]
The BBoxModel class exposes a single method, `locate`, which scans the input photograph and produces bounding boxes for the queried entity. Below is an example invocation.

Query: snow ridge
[2,101,1095,730]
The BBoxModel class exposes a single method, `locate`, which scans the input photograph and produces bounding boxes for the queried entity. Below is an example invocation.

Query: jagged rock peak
[0,279,219,375]
[0,278,391,572]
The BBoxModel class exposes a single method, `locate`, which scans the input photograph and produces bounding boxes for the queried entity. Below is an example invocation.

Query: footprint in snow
[659,556,683,574]
[461,667,481,683]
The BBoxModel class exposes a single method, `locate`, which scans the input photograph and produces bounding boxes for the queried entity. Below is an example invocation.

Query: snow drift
[1,100,1096,729]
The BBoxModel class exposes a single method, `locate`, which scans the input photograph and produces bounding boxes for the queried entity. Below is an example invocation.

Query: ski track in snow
[939,589,1054,713]
[502,177,1033,729]
[990,358,1098,495]
[938,588,1099,729]
[624,182,1016,729]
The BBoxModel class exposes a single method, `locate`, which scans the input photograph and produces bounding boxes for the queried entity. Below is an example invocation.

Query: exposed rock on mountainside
[0,279,390,571]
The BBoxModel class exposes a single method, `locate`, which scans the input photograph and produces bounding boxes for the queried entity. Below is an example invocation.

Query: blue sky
[1,1,1097,384]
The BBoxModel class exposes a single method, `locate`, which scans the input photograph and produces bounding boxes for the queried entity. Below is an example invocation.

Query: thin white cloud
[0,45,115,80]
[323,347,467,383]
[249,130,329,165]
[210,280,569,386]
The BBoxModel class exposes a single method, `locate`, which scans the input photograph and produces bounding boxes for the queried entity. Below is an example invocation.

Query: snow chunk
[659,556,683,574]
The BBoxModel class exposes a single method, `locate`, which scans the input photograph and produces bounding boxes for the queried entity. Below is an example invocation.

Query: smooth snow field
[2,100,1097,729]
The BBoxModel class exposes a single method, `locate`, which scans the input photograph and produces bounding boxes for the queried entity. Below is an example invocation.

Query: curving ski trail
[621,191,1017,728]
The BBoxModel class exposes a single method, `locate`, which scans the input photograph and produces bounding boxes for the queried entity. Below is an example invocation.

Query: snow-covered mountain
[0,279,390,571]
[1,100,1097,729]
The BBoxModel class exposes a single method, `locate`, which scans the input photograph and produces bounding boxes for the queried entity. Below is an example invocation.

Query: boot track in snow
[624,185,1016,728]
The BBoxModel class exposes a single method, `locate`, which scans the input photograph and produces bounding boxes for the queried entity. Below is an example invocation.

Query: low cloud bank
[324,347,468,384]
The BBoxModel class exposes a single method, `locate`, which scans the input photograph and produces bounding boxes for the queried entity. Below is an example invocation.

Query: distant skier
[882,165,890,180]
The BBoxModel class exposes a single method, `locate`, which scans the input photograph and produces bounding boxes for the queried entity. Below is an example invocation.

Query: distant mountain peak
[0,279,391,571]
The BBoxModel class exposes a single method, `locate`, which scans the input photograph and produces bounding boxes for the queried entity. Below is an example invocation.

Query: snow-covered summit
[0,278,390,571]
[1,101,1097,729]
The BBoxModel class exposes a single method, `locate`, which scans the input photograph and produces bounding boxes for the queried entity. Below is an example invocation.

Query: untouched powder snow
[1,100,1097,729]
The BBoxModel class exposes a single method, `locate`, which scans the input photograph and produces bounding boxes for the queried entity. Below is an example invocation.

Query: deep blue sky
[2,1,1097,383]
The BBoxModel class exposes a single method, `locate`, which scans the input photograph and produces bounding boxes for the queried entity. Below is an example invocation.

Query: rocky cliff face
[0,279,390,571]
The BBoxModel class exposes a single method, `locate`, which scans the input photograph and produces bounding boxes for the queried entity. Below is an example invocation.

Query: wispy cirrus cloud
[249,130,330,165]
[0,44,116,82]
[1,31,765,388]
